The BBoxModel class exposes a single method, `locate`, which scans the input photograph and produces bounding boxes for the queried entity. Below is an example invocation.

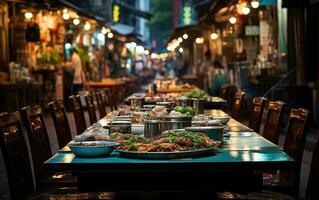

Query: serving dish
[68,141,119,157]
[117,147,216,159]
[111,131,218,159]
[213,116,230,125]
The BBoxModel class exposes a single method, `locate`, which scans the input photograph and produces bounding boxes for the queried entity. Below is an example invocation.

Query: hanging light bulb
[144,49,150,55]
[251,0,260,9]
[101,27,108,34]
[183,34,188,39]
[24,12,33,19]
[63,12,70,20]
[107,32,114,38]
[229,17,237,24]
[84,22,91,31]
[195,37,204,44]
[73,18,80,25]
[210,33,218,40]
[242,7,250,15]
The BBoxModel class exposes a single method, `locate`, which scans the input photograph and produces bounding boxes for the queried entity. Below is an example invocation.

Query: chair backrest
[105,88,117,111]
[231,91,245,120]
[219,84,228,99]
[85,94,97,125]
[69,95,87,134]
[95,92,107,118]
[248,97,267,133]
[306,134,319,200]
[283,108,309,194]
[219,84,238,109]
[262,101,285,144]
[0,112,34,199]
[20,105,52,190]
[48,100,72,149]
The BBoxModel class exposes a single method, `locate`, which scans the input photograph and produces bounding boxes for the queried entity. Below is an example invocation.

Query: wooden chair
[263,108,310,198]
[306,134,319,199]
[231,91,245,120]
[262,101,285,144]
[69,95,87,134]
[248,97,267,133]
[105,88,117,111]
[0,113,112,199]
[48,100,72,149]
[85,94,97,125]
[95,92,107,118]
[0,112,34,200]
[20,106,52,190]
[20,106,77,190]
[217,108,310,200]
[219,84,238,111]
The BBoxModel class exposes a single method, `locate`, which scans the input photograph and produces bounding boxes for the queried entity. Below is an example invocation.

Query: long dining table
[44,110,294,192]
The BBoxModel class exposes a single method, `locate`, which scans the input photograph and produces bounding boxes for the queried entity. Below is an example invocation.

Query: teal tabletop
[45,110,294,173]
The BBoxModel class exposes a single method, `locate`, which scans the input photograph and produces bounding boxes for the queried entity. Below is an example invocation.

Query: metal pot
[193,99,205,115]
[178,98,193,107]
[156,101,175,111]
[108,121,131,134]
[129,97,144,108]
[185,126,224,142]
[144,120,161,138]
[160,115,192,132]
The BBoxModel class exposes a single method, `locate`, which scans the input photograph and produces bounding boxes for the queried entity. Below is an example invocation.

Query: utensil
[185,126,224,142]
[108,121,131,134]
[144,120,161,138]
[129,97,144,109]
[193,99,204,115]
[156,101,175,111]
[178,97,193,107]
[213,116,230,125]
[68,141,119,157]
[160,115,192,132]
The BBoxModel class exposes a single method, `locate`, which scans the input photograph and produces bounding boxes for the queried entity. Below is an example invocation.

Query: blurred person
[208,60,229,96]
[166,56,175,77]
[199,51,213,91]
[71,48,84,94]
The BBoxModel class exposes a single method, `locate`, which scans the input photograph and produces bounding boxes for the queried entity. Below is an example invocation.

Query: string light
[101,27,110,34]
[84,22,91,31]
[182,34,188,39]
[242,7,250,15]
[107,32,114,38]
[178,48,184,53]
[251,0,260,9]
[73,18,80,25]
[229,17,237,24]
[178,37,183,43]
[63,12,70,20]
[144,50,150,55]
[24,12,33,19]
[210,33,218,40]
[195,37,204,44]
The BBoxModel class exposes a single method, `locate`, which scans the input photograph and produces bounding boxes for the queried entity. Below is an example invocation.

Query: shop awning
[118,2,152,19]
[106,23,135,36]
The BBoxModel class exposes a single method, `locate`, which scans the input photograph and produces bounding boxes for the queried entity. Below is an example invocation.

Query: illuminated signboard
[183,6,192,25]
[113,4,120,23]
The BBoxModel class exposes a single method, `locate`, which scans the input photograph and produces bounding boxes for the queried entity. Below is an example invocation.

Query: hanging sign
[183,6,192,25]
[113,4,120,23]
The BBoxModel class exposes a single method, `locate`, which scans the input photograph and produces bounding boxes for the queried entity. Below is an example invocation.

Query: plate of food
[68,141,119,157]
[110,131,218,159]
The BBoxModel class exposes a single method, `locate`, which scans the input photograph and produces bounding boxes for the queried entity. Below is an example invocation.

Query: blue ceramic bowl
[68,141,119,157]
